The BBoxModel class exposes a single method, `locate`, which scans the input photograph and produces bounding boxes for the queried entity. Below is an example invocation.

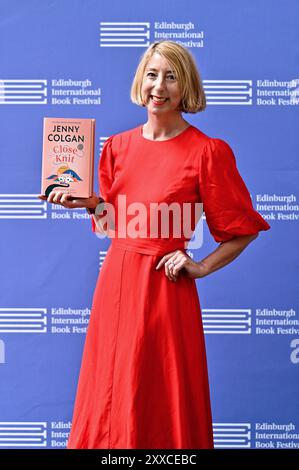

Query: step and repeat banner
[0,0,298,449]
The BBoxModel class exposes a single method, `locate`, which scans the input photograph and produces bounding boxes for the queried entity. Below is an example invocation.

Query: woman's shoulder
[107,125,140,140]
[185,126,235,162]
[187,127,238,175]
[189,125,231,148]
[102,125,140,150]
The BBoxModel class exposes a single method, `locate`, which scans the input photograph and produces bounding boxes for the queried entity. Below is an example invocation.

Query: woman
[38,40,270,449]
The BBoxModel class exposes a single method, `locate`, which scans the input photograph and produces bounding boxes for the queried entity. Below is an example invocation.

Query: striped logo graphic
[0,194,47,219]
[213,423,251,448]
[0,340,4,364]
[0,422,47,447]
[0,80,47,104]
[0,308,47,333]
[204,80,252,105]
[100,22,150,47]
[99,136,110,153]
[203,309,252,334]
[99,250,108,269]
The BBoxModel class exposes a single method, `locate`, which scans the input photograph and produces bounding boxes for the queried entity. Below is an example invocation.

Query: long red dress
[67,124,270,449]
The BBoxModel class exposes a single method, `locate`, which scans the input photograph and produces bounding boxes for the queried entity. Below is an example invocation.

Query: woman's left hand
[155,250,201,281]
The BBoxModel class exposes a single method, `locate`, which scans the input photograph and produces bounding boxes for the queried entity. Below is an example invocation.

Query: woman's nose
[153,80,166,93]
[155,75,167,87]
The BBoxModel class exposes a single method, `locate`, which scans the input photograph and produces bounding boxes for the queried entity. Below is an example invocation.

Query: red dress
[67,124,270,449]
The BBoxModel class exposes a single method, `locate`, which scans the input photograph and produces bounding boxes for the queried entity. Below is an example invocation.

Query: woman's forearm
[196,233,259,278]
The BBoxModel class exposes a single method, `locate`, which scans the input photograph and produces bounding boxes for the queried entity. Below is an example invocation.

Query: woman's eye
[146,73,176,80]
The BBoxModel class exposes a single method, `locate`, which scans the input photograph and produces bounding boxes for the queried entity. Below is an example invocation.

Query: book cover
[41,117,95,198]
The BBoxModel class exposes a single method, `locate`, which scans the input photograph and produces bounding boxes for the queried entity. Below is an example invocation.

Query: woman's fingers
[60,193,76,206]
[165,253,181,281]
[156,255,175,280]
[37,192,91,209]
[156,255,166,270]
[156,252,173,270]
[38,191,66,205]
[171,258,186,280]
[47,191,70,205]
[156,251,183,281]
[46,191,58,203]
[165,262,175,281]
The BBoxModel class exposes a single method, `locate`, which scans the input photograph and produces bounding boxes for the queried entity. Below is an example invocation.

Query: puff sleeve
[198,138,270,243]
[91,135,115,233]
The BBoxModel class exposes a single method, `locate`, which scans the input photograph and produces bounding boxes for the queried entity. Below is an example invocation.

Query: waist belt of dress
[110,237,188,256]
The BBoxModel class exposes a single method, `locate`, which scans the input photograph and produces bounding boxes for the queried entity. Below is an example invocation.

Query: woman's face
[141,53,182,115]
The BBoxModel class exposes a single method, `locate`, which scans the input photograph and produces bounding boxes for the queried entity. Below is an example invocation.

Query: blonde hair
[130,40,206,113]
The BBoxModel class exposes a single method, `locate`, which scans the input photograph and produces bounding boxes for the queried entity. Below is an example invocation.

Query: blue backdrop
[0,0,298,449]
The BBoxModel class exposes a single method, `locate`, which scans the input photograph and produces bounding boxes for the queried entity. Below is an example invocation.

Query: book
[41,117,95,198]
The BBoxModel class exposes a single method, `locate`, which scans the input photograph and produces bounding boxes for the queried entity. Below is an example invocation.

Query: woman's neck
[143,116,190,140]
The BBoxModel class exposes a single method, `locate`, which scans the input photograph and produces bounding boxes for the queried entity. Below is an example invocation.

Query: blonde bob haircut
[130,40,206,113]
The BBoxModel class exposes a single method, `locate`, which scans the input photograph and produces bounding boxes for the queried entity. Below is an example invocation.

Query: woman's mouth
[150,95,168,105]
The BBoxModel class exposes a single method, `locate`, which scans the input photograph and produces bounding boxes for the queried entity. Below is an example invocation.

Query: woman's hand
[37,191,99,211]
[155,250,202,281]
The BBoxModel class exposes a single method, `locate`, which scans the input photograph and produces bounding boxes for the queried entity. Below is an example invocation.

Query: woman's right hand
[37,191,99,211]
